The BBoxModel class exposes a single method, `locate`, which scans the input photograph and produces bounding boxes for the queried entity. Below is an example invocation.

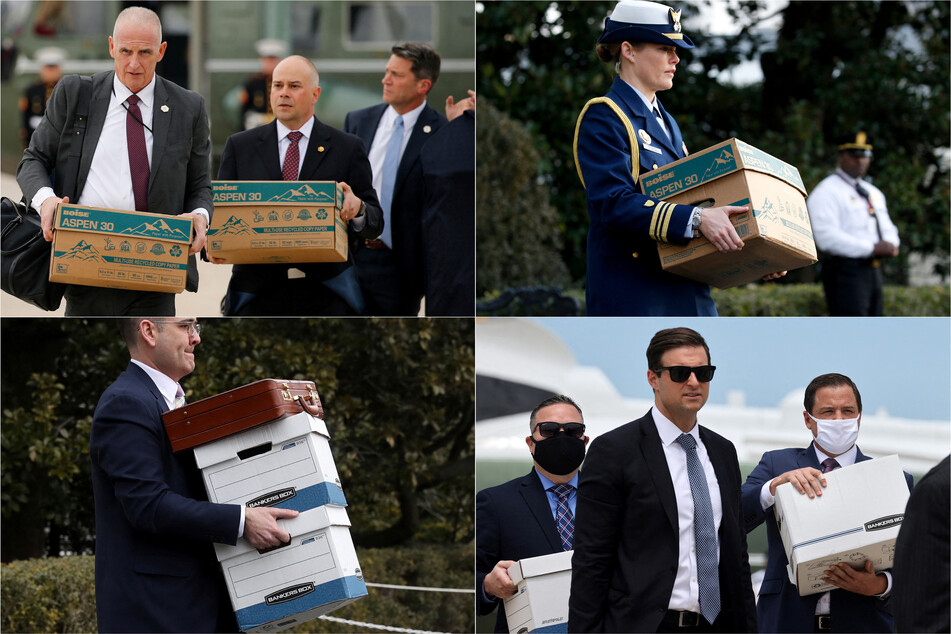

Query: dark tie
[676,433,721,625]
[126,94,149,211]
[282,130,303,181]
[549,484,575,551]
[379,115,404,248]
[853,180,884,240]
[653,106,671,142]
[821,457,841,473]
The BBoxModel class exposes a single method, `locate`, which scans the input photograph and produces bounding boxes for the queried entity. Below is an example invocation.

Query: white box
[221,505,367,632]
[774,454,909,596]
[503,550,573,634]
[193,412,347,559]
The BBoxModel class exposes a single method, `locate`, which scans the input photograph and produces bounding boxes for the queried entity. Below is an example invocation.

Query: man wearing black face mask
[476,395,589,633]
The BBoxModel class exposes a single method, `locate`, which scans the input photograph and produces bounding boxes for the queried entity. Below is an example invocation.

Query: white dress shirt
[32,74,209,226]
[129,359,246,537]
[652,407,723,614]
[367,101,426,197]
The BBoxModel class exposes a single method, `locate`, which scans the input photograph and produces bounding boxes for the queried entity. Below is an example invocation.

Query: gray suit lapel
[79,73,113,197]
[149,78,171,196]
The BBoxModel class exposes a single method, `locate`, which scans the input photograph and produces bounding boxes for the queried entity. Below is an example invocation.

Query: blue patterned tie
[550,484,574,551]
[676,433,720,625]
[378,115,404,248]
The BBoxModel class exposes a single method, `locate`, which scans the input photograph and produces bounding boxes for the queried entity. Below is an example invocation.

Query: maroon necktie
[282,130,303,181]
[821,458,841,473]
[126,94,149,211]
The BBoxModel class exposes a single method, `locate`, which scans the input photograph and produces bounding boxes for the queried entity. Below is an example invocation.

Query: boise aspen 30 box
[208,181,347,264]
[773,454,910,596]
[217,505,367,632]
[641,138,816,288]
[503,550,573,634]
[50,204,192,292]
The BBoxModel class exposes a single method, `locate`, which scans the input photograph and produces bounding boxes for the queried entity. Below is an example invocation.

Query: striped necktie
[549,484,575,551]
[173,385,186,410]
[282,130,303,181]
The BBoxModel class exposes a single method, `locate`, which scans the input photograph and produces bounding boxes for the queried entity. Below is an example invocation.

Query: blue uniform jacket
[741,444,914,633]
[574,77,715,316]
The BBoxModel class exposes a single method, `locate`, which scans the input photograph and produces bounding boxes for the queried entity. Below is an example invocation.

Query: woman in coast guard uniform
[574,0,752,316]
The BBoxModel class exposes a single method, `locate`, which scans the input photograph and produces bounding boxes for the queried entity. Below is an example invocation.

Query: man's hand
[700,206,746,252]
[446,90,476,121]
[762,270,788,282]
[180,212,208,255]
[769,467,827,498]
[40,195,68,241]
[822,560,888,596]
[338,182,363,222]
[243,507,299,550]
[483,560,517,599]
[872,240,899,258]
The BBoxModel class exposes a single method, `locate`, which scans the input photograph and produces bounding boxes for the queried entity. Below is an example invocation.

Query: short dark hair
[529,394,583,431]
[646,327,710,371]
[804,373,863,414]
[116,318,145,350]
[391,42,440,89]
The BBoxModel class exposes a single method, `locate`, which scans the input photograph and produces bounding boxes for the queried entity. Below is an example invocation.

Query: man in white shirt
[807,132,901,316]
[569,327,757,632]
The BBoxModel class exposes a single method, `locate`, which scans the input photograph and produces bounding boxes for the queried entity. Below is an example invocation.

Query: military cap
[599,0,695,49]
[837,131,873,157]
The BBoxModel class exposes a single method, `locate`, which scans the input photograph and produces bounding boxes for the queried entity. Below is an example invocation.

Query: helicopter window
[346,2,434,49]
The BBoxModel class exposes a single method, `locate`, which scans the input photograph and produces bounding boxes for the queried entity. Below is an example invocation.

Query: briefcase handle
[1,198,44,256]
[294,393,324,418]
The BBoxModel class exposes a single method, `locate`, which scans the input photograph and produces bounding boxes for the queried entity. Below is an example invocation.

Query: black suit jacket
[476,470,565,633]
[217,118,383,294]
[344,102,447,314]
[568,410,758,633]
[90,363,240,632]
[17,71,213,292]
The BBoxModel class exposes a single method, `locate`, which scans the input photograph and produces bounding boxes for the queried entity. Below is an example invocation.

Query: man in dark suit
[344,42,448,316]
[892,454,950,633]
[217,55,383,316]
[741,373,914,633]
[569,327,757,633]
[91,318,298,632]
[477,395,589,633]
[17,7,212,316]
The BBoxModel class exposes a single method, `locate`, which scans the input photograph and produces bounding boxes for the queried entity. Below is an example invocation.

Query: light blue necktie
[676,433,720,625]
[379,115,404,248]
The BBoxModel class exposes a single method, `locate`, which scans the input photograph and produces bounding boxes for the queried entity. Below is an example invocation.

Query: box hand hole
[237,442,273,460]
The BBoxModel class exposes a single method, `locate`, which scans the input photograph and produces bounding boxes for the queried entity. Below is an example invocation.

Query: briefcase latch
[281,382,292,402]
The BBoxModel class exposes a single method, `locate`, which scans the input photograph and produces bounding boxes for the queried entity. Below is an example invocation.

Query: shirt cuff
[685,207,701,239]
[187,208,210,227]
[237,505,246,539]
[31,187,56,213]
[760,481,775,511]
[877,570,892,598]
[481,580,498,604]
[350,213,366,232]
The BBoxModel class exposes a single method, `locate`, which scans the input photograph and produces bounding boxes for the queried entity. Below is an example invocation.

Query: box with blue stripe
[207,180,347,264]
[220,505,367,632]
[49,203,192,293]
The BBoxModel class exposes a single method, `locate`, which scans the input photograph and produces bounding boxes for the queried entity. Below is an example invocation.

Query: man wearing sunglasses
[477,395,590,633]
[741,373,914,633]
[90,318,299,632]
[569,327,757,633]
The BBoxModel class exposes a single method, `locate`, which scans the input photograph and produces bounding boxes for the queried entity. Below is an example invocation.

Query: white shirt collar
[382,101,427,132]
[622,78,662,114]
[276,115,315,142]
[130,359,180,409]
[113,73,157,109]
[651,406,700,447]
[835,168,863,187]
[813,442,858,467]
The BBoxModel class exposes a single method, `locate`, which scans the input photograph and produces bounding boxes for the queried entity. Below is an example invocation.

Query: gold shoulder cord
[572,97,640,189]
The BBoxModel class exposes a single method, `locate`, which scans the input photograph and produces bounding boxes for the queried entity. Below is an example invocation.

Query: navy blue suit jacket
[90,363,241,632]
[476,470,564,633]
[344,102,447,315]
[574,77,715,316]
[568,411,757,633]
[741,444,915,633]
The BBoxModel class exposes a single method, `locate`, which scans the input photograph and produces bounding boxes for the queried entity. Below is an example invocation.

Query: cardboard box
[773,454,909,596]
[219,505,367,632]
[641,138,817,288]
[192,411,348,562]
[50,203,191,292]
[503,550,573,634]
[208,181,347,264]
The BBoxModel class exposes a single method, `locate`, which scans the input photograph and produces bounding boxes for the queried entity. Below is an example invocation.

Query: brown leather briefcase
[162,378,324,452]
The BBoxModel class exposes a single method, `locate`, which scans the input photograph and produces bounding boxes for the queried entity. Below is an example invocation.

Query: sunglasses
[533,422,586,439]
[654,365,716,383]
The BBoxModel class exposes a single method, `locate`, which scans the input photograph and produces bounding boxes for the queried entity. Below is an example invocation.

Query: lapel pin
[318,146,325,152]
[160,105,169,113]
[423,125,432,133]
[638,129,651,144]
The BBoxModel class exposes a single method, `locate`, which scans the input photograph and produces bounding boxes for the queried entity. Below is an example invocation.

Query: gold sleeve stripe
[573,97,641,190]
[650,201,677,242]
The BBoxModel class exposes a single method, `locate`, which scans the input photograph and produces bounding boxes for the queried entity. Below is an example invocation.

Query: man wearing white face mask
[741,373,914,633]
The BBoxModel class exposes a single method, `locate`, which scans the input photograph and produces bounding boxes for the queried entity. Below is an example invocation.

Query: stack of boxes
[503,550,573,634]
[163,380,366,632]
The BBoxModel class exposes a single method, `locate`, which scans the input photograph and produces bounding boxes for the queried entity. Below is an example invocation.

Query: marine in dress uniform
[807,132,900,316]
[574,1,756,316]
[18,47,64,148]
[239,39,285,130]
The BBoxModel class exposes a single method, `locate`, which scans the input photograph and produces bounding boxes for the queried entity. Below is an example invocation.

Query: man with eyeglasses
[569,327,757,633]
[741,373,913,633]
[90,318,299,632]
[477,394,590,633]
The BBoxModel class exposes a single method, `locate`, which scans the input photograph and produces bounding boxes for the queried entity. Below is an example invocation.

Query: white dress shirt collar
[381,101,427,133]
[113,73,157,110]
[651,406,700,447]
[813,442,858,467]
[276,115,315,142]
[130,359,180,410]
[621,78,663,114]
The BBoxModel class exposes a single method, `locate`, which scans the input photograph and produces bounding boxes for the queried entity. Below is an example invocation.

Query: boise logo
[865,514,903,532]
[246,487,297,508]
[265,583,314,606]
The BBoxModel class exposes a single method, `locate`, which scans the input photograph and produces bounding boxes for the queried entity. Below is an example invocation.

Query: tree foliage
[0,318,474,561]
[476,0,950,290]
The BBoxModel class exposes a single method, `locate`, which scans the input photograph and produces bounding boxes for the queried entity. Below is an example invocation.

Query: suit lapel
[611,79,678,157]
[799,444,822,469]
[148,78,171,198]
[395,105,438,186]
[639,415,679,533]
[299,119,332,180]
[699,427,735,528]
[127,362,168,415]
[655,99,684,157]
[356,105,386,150]
[518,471,563,552]
[255,122,283,181]
[80,72,113,194]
